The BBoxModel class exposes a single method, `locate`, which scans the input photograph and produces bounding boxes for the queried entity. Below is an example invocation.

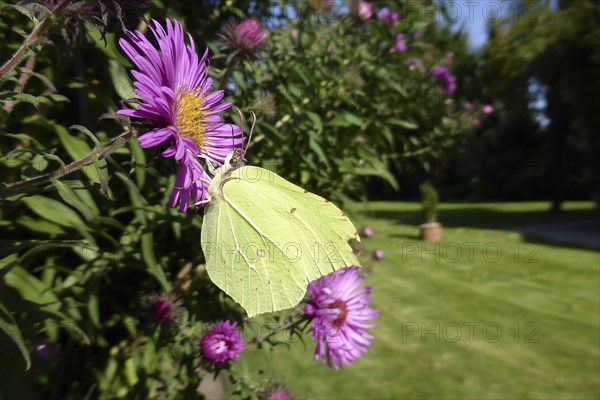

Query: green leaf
[108,59,136,101]
[0,133,44,149]
[306,111,323,135]
[16,215,66,235]
[388,118,419,130]
[21,195,88,229]
[52,179,95,223]
[0,301,31,370]
[342,112,364,127]
[308,132,330,168]
[116,172,170,290]
[128,139,146,189]
[4,267,90,345]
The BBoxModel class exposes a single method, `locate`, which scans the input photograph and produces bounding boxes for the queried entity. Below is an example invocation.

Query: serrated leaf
[10,93,50,107]
[69,125,101,146]
[52,179,95,223]
[0,302,31,370]
[4,4,40,23]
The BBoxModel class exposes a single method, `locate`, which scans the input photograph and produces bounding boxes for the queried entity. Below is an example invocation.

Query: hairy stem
[0,0,70,79]
[252,316,309,344]
[1,130,134,193]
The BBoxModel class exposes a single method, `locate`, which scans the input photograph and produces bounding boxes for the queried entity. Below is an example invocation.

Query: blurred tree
[482,0,600,210]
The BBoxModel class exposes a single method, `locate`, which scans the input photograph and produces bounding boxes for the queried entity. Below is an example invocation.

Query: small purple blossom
[390,33,408,53]
[357,2,373,21]
[432,66,457,96]
[305,267,379,369]
[472,118,482,128]
[199,321,244,365]
[235,19,268,52]
[373,249,384,260]
[361,225,373,238]
[219,19,267,59]
[463,101,474,111]
[377,7,399,26]
[259,381,293,400]
[407,57,425,71]
[483,104,495,114]
[150,300,172,321]
[118,19,243,212]
[148,291,183,323]
[35,340,59,361]
[411,31,422,40]
[269,391,292,400]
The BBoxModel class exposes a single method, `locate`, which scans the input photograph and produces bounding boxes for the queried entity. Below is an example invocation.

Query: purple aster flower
[390,33,408,53]
[304,267,379,369]
[377,7,399,26]
[199,321,244,365]
[483,104,495,114]
[432,66,457,96]
[219,19,268,59]
[407,57,425,71]
[118,19,243,212]
[373,249,384,260]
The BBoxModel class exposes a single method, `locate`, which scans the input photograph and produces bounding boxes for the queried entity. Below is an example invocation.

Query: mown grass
[239,201,600,399]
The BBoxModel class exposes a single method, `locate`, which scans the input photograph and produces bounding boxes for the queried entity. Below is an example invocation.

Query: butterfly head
[223,148,247,171]
[230,148,246,168]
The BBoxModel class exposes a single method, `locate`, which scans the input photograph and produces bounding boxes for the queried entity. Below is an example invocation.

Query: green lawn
[239,201,600,399]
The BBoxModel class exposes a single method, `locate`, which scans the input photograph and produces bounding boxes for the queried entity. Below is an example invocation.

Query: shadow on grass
[361,202,600,251]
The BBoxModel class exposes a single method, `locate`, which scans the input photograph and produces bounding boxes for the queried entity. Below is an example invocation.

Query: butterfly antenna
[233,107,246,150]
[244,111,256,153]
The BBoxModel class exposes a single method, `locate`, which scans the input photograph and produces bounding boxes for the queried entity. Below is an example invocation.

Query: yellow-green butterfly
[200,147,360,317]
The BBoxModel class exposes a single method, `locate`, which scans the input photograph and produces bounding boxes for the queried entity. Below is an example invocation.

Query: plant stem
[1,130,134,194]
[4,56,37,113]
[218,59,238,91]
[0,0,70,79]
[252,316,309,344]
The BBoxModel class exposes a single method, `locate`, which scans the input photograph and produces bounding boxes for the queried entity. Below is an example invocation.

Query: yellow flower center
[174,88,207,150]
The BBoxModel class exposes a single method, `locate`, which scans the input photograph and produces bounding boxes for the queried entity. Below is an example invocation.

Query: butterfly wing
[201,166,360,317]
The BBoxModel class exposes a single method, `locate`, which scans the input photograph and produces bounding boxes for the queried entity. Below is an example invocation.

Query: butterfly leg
[206,160,219,175]
[194,198,211,206]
